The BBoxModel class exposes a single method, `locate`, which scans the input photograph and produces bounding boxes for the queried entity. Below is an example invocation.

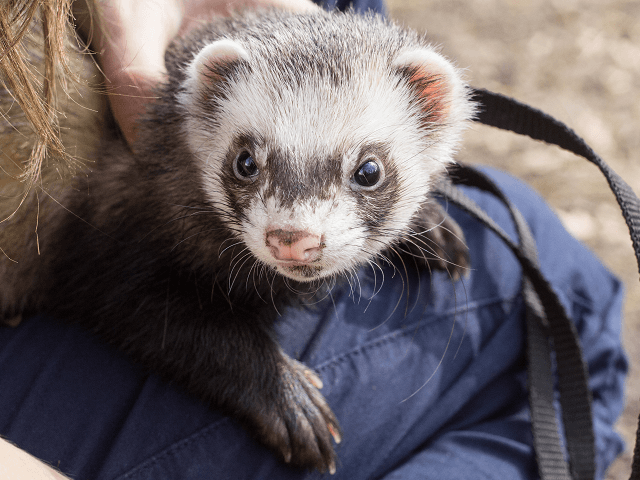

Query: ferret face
[177,12,473,283]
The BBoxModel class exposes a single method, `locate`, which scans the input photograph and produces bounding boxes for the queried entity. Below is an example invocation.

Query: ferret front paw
[255,355,341,473]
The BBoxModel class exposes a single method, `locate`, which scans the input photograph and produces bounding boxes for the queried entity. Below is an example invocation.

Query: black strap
[436,88,640,480]
[471,88,640,278]
[436,167,593,480]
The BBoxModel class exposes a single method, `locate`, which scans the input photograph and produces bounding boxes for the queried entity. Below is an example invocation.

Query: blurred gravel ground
[386,1,640,478]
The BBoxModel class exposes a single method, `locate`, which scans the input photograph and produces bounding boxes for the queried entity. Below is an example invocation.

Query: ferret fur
[0,9,474,472]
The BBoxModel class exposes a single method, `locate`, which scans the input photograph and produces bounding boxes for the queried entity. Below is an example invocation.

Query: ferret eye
[234,150,259,180]
[353,159,381,188]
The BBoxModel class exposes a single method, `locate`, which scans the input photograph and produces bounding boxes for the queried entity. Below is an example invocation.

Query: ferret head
[177,11,474,283]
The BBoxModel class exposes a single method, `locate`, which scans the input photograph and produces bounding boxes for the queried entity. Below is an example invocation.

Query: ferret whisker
[228,250,255,293]
[228,245,251,269]
[218,240,245,258]
[402,283,460,403]
[396,238,434,261]
[388,245,414,317]
[267,272,282,317]
[354,268,363,304]
[344,269,357,301]
[366,258,386,299]
[409,221,466,248]
[282,277,308,296]
[407,236,469,272]
[246,258,263,293]
[254,263,275,303]
[366,268,405,332]
[359,260,378,313]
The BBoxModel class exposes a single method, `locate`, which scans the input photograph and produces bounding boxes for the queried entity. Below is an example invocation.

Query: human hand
[0,437,70,480]
[91,0,319,146]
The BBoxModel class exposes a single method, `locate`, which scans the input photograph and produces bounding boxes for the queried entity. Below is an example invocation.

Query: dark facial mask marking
[263,148,343,209]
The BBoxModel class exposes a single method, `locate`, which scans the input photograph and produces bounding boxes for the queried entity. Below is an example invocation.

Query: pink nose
[266,229,322,262]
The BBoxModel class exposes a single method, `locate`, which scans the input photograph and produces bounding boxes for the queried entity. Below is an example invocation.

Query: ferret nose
[266,229,322,262]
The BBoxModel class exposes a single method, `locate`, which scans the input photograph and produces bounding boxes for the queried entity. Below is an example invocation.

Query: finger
[93,0,182,143]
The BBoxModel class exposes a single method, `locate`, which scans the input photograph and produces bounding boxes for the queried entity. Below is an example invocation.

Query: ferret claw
[328,424,342,444]
[305,369,323,389]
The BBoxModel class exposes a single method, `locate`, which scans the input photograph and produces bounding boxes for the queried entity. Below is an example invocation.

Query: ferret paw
[257,356,340,473]
[397,202,470,281]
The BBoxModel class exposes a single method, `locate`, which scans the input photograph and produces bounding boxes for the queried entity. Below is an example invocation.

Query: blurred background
[385,0,640,478]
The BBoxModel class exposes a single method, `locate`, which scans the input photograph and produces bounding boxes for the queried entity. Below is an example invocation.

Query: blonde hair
[0,0,79,201]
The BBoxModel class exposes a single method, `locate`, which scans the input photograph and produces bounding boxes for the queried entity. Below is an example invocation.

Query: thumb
[95,0,182,145]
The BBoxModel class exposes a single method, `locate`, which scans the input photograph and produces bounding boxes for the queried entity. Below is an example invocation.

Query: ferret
[0,9,474,473]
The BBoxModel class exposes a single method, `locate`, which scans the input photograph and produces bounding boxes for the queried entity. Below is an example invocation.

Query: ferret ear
[392,48,466,125]
[186,39,249,91]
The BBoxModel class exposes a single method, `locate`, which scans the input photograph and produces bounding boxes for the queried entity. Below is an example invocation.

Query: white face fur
[178,13,473,283]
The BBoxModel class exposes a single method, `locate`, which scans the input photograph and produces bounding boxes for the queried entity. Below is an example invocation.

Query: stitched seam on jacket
[114,417,233,480]
[312,293,520,373]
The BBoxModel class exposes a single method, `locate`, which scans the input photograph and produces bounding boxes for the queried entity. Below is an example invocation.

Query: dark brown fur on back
[0,9,470,473]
